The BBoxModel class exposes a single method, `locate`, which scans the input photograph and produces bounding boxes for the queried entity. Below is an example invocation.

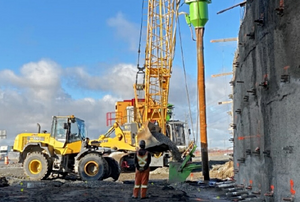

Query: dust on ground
[0,153,233,202]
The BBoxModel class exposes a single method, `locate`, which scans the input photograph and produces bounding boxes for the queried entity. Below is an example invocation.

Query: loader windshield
[76,118,87,139]
[54,118,67,142]
[68,118,87,142]
[51,116,87,143]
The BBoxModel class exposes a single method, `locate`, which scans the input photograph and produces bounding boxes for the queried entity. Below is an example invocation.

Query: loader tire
[103,157,112,179]
[105,157,120,181]
[24,152,50,180]
[99,157,110,180]
[78,153,108,181]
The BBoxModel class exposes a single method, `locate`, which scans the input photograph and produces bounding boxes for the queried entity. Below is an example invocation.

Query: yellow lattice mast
[134,0,179,134]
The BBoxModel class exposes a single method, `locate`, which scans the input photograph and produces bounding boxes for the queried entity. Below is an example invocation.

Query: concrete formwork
[233,0,300,201]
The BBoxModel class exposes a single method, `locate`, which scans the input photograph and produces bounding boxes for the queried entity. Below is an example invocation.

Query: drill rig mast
[103,0,186,171]
[134,0,179,135]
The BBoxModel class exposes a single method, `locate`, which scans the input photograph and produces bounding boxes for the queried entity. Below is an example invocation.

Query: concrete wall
[233,0,300,201]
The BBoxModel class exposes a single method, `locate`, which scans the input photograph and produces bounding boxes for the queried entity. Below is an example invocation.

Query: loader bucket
[168,144,201,183]
[136,121,162,150]
[136,121,181,161]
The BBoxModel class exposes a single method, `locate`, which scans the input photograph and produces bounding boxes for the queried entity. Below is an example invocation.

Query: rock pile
[210,161,234,179]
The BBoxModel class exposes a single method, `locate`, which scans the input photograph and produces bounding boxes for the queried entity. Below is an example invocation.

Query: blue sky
[0,0,244,148]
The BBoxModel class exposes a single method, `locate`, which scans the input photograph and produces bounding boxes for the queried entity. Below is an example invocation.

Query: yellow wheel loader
[92,117,187,172]
[13,115,120,181]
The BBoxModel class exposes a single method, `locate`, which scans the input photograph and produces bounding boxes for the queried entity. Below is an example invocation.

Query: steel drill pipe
[196,27,209,181]
[283,196,295,201]
[217,183,236,188]
[226,187,244,192]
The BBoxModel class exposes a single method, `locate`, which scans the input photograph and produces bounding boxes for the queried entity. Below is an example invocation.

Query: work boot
[141,196,149,199]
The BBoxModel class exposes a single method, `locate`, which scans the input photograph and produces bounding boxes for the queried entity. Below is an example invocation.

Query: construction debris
[0,176,8,187]
[210,161,234,179]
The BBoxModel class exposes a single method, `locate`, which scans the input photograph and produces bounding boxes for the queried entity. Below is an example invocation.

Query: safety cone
[190,173,194,181]
[4,156,9,165]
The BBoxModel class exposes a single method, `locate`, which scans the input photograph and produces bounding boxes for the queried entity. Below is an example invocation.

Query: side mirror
[71,116,76,123]
[64,123,69,130]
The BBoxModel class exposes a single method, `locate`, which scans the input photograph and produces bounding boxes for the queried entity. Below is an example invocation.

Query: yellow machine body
[13,115,121,181]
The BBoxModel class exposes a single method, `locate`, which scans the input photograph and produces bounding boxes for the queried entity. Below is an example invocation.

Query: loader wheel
[24,152,50,180]
[46,157,53,178]
[105,157,120,181]
[103,157,112,179]
[78,153,108,181]
[99,157,109,180]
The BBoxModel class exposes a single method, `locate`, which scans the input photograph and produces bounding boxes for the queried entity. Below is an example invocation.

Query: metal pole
[196,27,209,181]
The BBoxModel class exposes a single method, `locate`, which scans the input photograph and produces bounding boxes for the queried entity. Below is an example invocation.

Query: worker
[132,140,151,199]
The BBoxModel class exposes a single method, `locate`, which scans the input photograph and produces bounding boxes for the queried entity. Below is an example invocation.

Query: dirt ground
[0,154,234,202]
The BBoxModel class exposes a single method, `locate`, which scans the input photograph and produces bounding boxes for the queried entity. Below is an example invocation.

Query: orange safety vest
[137,151,148,168]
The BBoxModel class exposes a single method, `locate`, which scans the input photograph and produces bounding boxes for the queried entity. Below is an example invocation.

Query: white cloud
[65,63,136,98]
[168,67,233,148]
[0,59,66,102]
[0,60,131,145]
[0,60,232,149]
[107,12,140,51]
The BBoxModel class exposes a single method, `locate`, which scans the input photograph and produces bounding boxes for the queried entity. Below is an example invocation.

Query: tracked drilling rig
[99,1,201,178]
[100,0,188,171]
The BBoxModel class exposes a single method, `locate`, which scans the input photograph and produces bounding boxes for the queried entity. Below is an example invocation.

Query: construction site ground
[0,152,233,202]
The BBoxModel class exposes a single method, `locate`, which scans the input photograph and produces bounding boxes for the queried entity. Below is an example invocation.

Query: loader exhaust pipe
[37,123,41,133]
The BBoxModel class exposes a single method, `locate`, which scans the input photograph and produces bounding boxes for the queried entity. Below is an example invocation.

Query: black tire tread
[78,153,107,181]
[23,151,50,180]
[105,157,120,181]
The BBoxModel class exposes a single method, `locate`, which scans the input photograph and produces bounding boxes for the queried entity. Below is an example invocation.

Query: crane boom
[134,0,179,134]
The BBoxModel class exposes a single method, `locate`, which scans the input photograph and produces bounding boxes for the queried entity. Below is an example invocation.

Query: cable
[136,0,145,68]
[177,17,196,143]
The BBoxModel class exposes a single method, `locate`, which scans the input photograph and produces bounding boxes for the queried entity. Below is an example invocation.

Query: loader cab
[166,120,187,152]
[51,116,87,144]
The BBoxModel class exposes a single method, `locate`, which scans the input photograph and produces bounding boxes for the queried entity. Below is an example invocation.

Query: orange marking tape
[290,179,296,195]
[238,134,260,140]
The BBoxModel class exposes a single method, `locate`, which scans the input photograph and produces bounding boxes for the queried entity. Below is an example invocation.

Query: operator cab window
[76,118,87,140]
[69,121,81,142]
[55,118,67,142]
[68,118,87,143]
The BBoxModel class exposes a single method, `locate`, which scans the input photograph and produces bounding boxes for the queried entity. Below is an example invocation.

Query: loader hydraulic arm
[90,122,136,152]
[100,122,121,139]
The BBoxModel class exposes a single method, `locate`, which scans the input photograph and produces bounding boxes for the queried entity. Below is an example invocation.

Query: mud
[0,159,233,202]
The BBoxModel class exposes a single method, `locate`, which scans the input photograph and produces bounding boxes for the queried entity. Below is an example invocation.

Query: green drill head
[185,0,211,28]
